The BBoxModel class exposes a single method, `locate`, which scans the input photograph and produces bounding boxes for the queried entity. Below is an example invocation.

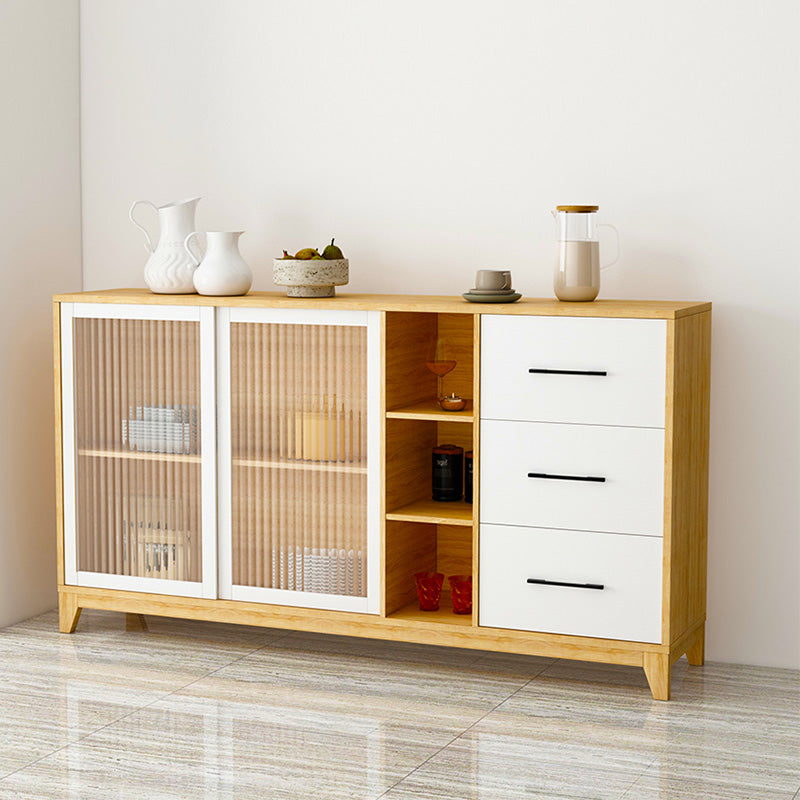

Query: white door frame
[60,302,217,599]
[216,307,381,614]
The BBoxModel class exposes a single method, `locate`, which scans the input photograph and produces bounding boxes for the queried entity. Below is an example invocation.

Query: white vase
[129,197,202,294]
[185,231,253,296]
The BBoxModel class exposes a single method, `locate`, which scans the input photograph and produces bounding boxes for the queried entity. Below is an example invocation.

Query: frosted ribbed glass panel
[73,318,202,581]
[230,322,368,596]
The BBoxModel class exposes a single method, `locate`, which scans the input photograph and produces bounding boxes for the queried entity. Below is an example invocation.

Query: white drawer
[479,524,663,643]
[480,316,667,428]
[480,420,664,536]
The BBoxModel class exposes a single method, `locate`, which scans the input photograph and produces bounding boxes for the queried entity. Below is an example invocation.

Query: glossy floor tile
[0,609,796,800]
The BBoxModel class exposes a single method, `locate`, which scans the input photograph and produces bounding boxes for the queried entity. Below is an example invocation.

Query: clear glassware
[553,205,619,302]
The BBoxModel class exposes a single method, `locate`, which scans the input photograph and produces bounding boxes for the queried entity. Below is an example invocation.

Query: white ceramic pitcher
[129,197,202,294]
[184,231,253,296]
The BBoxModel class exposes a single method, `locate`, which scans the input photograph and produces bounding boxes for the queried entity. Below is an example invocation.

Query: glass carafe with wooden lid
[552,205,619,302]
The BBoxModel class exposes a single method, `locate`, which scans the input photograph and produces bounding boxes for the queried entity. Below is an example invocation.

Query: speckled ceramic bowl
[273,258,349,297]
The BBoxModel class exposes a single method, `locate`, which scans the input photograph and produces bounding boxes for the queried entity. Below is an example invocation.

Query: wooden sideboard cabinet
[54,290,711,700]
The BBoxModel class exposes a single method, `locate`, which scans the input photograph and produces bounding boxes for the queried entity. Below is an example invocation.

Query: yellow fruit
[294,248,320,260]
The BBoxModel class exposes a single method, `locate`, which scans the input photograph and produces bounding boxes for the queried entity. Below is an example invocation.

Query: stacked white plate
[272,546,365,596]
[122,404,199,454]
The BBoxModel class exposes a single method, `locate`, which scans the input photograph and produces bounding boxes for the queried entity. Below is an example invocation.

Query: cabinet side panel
[54,301,65,586]
[472,315,480,626]
[379,312,387,615]
[666,311,711,643]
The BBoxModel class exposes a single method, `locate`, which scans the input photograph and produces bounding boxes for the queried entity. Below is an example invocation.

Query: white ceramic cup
[475,269,512,291]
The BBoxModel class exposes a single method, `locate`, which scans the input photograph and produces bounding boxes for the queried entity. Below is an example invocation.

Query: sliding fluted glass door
[60,303,217,598]
[218,308,381,613]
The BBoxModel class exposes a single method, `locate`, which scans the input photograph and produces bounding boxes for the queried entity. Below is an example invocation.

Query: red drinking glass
[414,571,445,611]
[448,574,473,614]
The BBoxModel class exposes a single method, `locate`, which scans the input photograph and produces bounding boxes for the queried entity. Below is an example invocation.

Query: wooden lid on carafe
[556,205,599,213]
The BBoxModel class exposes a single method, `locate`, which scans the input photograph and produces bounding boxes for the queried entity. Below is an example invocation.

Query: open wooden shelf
[387,599,473,627]
[78,448,201,464]
[385,399,474,423]
[385,499,474,526]
[232,458,367,474]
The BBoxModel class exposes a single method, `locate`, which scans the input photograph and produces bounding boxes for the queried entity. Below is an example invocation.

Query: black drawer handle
[527,578,605,590]
[527,472,606,483]
[528,368,607,376]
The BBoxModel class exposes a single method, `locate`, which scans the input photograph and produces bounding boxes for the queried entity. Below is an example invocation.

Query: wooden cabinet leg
[126,613,149,632]
[686,622,705,666]
[58,592,81,633]
[643,653,670,701]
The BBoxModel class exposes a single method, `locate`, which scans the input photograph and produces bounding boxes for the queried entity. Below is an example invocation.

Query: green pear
[322,238,344,260]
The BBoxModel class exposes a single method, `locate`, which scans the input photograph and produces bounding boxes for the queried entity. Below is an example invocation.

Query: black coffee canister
[432,444,463,502]
[464,450,473,504]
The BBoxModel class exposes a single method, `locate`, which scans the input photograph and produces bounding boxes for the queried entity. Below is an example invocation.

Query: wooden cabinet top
[54,288,711,319]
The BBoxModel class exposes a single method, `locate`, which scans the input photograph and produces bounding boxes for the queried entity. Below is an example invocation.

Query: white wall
[80,0,799,668]
[0,0,82,627]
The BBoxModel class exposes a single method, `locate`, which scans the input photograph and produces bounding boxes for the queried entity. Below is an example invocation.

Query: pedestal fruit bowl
[273,239,349,298]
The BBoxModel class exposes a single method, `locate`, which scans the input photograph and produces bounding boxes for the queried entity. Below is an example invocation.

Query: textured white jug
[129,197,201,294]
[185,231,253,296]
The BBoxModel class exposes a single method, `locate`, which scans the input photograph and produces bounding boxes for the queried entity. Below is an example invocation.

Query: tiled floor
[0,610,797,799]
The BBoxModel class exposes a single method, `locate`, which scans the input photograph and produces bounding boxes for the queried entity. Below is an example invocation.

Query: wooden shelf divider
[232,458,367,474]
[385,399,474,423]
[78,448,201,464]
[386,498,474,526]
[388,600,474,627]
